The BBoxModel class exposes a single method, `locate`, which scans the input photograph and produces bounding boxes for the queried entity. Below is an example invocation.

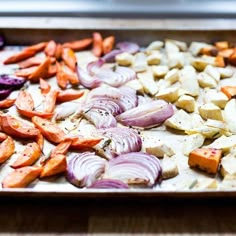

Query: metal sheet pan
[1,17,236,198]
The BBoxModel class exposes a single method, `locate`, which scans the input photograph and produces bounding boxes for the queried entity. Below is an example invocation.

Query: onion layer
[116,41,140,54]
[95,127,142,160]
[116,100,174,128]
[66,152,107,187]
[103,152,162,187]
[89,179,129,189]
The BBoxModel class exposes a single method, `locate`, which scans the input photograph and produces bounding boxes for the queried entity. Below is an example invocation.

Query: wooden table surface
[0,196,235,235]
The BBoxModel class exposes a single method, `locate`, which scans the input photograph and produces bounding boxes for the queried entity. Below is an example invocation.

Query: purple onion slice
[116,41,140,54]
[102,49,123,63]
[66,152,107,188]
[116,100,174,128]
[103,152,162,187]
[89,179,129,189]
[95,127,142,160]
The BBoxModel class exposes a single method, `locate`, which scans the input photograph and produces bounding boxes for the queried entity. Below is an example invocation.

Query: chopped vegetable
[92,32,103,57]
[0,98,15,109]
[0,136,15,164]
[188,148,222,174]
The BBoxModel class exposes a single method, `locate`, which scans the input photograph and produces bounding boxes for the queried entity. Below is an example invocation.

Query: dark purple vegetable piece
[0,89,11,101]
[0,35,5,50]
[0,75,26,90]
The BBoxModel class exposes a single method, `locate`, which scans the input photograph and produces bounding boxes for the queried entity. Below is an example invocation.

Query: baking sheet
[1,18,236,197]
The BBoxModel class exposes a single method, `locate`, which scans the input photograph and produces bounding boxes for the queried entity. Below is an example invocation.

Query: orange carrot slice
[62,48,77,72]
[102,36,115,54]
[63,38,93,51]
[92,32,103,57]
[57,89,84,103]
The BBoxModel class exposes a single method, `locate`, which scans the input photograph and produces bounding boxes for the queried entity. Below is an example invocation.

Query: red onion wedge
[66,152,107,188]
[87,58,105,76]
[103,152,162,187]
[116,41,140,54]
[95,127,142,160]
[117,100,174,128]
[77,65,101,89]
[87,86,138,112]
[89,179,129,189]
[83,108,117,129]
[102,49,123,63]
[96,66,136,87]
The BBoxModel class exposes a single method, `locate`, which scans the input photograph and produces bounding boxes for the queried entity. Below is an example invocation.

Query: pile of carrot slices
[0,32,113,188]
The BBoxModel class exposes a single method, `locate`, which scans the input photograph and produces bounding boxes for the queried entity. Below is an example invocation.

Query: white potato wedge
[168,52,185,69]
[137,71,159,96]
[125,79,144,94]
[182,133,205,156]
[164,68,179,84]
[156,87,179,103]
[189,42,213,56]
[145,141,175,158]
[115,52,134,66]
[146,41,164,52]
[161,156,179,179]
[176,94,196,113]
[179,66,199,97]
[165,109,194,131]
[221,155,236,177]
[204,89,229,109]
[191,56,216,71]
[166,39,187,51]
[205,119,231,136]
[197,72,217,88]
[186,126,221,139]
[147,51,162,65]
[133,52,147,72]
[165,41,179,54]
[204,65,220,82]
[152,65,169,78]
[218,67,234,79]
[198,103,223,121]
[206,135,236,152]
[224,99,236,134]
[192,178,218,190]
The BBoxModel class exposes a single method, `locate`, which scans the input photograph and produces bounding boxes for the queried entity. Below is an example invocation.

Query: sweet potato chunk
[188,148,222,174]
[0,136,15,164]
[2,166,42,188]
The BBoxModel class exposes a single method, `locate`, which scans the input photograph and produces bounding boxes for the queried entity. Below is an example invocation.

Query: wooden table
[0,197,236,235]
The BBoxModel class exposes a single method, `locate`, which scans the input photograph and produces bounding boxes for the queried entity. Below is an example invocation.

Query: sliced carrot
[62,48,77,71]
[40,154,66,178]
[44,40,57,57]
[221,86,236,99]
[200,47,218,57]
[215,55,225,67]
[55,43,63,60]
[51,140,72,157]
[32,116,66,143]
[215,41,229,50]
[57,89,84,103]
[35,133,44,151]
[11,142,41,168]
[0,132,7,142]
[0,136,15,164]
[92,32,103,57]
[70,136,102,149]
[0,98,16,109]
[1,115,39,139]
[4,49,36,65]
[188,148,222,174]
[39,78,51,94]
[15,90,34,111]
[63,38,93,51]
[229,50,236,66]
[18,57,43,69]
[2,166,42,188]
[218,48,234,59]
[102,36,115,54]
[28,57,51,82]
[43,89,58,113]
[15,90,53,119]
[15,66,38,78]
[25,42,47,53]
[56,62,70,89]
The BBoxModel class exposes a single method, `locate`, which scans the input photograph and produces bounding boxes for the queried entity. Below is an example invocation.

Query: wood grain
[0,198,236,235]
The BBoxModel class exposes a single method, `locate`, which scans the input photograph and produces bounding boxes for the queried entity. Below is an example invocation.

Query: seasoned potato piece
[152,65,169,78]
[176,94,196,113]
[162,156,179,179]
[156,87,179,103]
[182,133,205,156]
[197,72,217,88]
[166,39,187,51]
[164,68,179,84]
[218,67,234,79]
[204,65,220,82]
[224,99,236,134]
[192,178,218,190]
[146,41,164,52]
[147,51,162,65]
[221,155,236,177]
[145,141,175,158]
[204,89,228,109]
[133,52,147,72]
[198,103,223,121]
[115,52,134,66]
[189,42,213,56]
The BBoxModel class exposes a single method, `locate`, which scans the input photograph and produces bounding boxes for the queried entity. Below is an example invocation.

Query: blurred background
[0,0,236,18]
